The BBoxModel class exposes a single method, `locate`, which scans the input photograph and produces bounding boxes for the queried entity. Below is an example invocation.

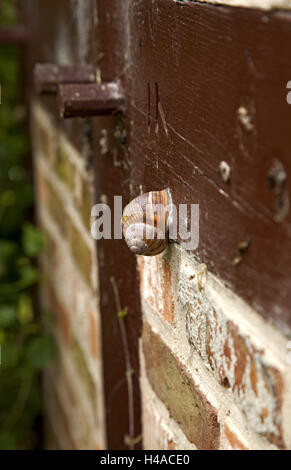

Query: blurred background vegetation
[0,0,54,449]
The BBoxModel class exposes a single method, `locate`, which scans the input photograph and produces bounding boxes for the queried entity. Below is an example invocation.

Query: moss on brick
[41,176,92,287]
[79,177,93,230]
[67,218,93,288]
[55,144,76,194]
[33,113,57,164]
[38,167,93,288]
[142,322,220,450]
[46,179,67,236]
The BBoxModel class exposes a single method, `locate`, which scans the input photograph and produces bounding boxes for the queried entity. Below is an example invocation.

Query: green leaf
[2,343,22,369]
[0,433,17,450]
[117,307,128,319]
[0,265,40,294]
[0,190,16,207]
[17,264,40,287]
[0,239,18,279]
[0,304,16,328]
[17,294,33,324]
[22,223,45,258]
[25,335,55,370]
[0,239,18,258]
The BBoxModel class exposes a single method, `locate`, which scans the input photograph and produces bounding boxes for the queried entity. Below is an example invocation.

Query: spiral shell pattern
[122,189,171,256]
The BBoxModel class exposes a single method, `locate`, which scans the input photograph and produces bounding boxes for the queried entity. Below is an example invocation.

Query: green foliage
[0,0,55,450]
[22,223,45,258]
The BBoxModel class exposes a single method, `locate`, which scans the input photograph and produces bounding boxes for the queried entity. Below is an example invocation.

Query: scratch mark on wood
[129,102,290,229]
[147,82,151,134]
[158,101,169,138]
[155,82,159,135]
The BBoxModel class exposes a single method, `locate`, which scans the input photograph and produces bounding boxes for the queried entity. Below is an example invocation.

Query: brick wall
[138,249,291,450]
[31,102,106,450]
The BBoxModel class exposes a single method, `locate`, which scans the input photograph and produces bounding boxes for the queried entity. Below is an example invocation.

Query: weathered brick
[79,176,94,230]
[143,399,178,450]
[142,321,220,449]
[224,423,248,450]
[89,310,100,359]
[55,141,77,194]
[45,360,96,450]
[178,264,285,447]
[34,163,49,208]
[36,170,93,288]
[71,337,96,409]
[45,177,67,236]
[44,371,77,450]
[33,105,105,450]
[32,105,57,164]
[54,136,94,231]
[41,278,72,346]
[141,379,196,450]
[67,217,93,287]
[139,254,174,323]
[39,218,100,367]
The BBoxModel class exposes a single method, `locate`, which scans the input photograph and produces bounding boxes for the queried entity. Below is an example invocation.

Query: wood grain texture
[117,0,291,333]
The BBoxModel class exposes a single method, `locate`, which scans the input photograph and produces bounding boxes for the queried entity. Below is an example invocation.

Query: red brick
[139,256,174,323]
[79,176,95,230]
[54,142,77,194]
[142,400,177,450]
[142,321,220,449]
[42,278,72,346]
[36,171,94,288]
[44,372,77,450]
[224,424,248,450]
[89,310,100,359]
[179,270,285,447]
[32,109,57,164]
[71,337,97,409]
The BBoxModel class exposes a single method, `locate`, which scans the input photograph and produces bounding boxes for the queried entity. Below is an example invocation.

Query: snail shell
[122,189,171,256]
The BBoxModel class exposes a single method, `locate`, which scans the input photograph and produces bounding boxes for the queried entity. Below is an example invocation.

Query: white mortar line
[178,247,290,370]
[39,208,101,371]
[141,299,276,449]
[173,0,291,11]
[37,156,95,251]
[53,333,106,449]
[139,340,197,450]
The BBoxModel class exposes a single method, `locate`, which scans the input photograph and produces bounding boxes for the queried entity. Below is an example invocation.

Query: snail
[122,189,172,256]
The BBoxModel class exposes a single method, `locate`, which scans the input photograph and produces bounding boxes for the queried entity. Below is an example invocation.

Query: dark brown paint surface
[0,26,29,44]
[118,0,291,333]
[34,63,97,94]
[91,1,143,450]
[58,82,124,118]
